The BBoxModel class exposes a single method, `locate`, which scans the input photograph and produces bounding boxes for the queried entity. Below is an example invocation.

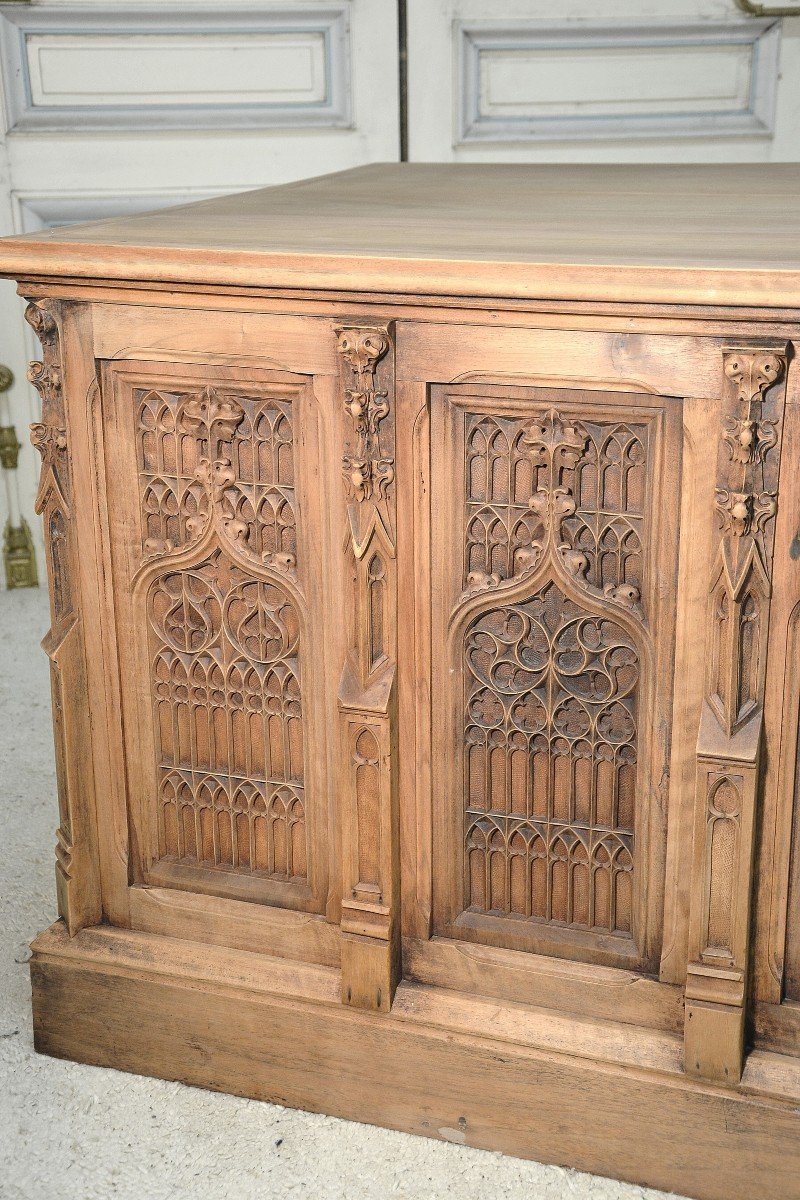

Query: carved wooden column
[27,299,101,935]
[685,345,789,1082]
[335,323,400,1012]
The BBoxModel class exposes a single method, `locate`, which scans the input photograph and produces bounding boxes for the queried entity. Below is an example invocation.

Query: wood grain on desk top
[2,163,800,307]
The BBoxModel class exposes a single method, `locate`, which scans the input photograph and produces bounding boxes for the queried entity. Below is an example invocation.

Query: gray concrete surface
[1,586,679,1200]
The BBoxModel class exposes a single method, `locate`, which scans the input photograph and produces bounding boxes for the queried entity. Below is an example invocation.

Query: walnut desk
[4,164,800,1200]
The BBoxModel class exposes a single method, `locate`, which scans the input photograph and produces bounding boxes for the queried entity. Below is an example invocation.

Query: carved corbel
[335,323,400,1012]
[685,343,788,1083]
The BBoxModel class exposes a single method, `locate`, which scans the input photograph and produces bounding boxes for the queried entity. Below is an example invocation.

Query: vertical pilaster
[685,345,788,1082]
[27,299,101,936]
[336,323,400,1012]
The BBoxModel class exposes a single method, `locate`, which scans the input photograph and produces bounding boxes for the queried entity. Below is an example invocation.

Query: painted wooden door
[407,0,800,164]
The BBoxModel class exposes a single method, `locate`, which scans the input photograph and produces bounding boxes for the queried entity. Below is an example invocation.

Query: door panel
[101,358,330,915]
[408,1,796,165]
[430,383,680,971]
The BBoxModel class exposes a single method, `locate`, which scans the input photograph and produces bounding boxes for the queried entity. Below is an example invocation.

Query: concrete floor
[1,586,679,1200]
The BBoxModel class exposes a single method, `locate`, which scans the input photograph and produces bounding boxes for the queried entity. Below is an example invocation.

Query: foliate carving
[27,302,72,621]
[27,301,69,515]
[136,385,298,577]
[25,298,58,347]
[28,359,62,407]
[337,328,390,399]
[723,349,783,406]
[722,415,778,465]
[686,342,789,1084]
[463,409,647,612]
[703,346,787,738]
[336,324,400,1011]
[25,298,100,935]
[714,489,776,539]
[150,549,308,883]
[462,581,637,934]
[30,423,68,496]
[464,569,502,598]
[336,325,393,527]
[179,387,246,440]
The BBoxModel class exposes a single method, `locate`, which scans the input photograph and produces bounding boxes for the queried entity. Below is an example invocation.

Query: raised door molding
[406,2,796,161]
[0,5,353,132]
[457,20,780,144]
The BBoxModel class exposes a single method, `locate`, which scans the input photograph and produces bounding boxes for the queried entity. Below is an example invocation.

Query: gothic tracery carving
[134,376,311,891]
[150,550,308,882]
[454,399,655,945]
[463,409,647,611]
[136,384,298,577]
[463,581,637,934]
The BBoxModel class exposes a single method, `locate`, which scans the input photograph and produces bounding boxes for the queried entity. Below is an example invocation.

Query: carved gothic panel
[464,582,637,934]
[148,549,307,881]
[136,384,298,571]
[432,384,678,970]
[102,360,327,914]
[464,409,648,609]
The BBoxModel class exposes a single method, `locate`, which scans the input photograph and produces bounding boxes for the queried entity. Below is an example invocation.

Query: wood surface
[30,922,800,1200]
[2,164,800,307]
[12,166,800,1200]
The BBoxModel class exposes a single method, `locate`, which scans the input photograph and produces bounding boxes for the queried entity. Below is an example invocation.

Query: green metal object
[4,517,38,589]
[0,424,21,470]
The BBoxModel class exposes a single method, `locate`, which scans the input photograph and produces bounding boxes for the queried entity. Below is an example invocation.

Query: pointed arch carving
[118,366,320,908]
[460,407,647,615]
[459,573,641,936]
[430,385,672,965]
[133,382,301,583]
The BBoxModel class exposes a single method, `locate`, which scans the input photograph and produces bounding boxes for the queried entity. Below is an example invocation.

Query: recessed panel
[431,383,680,970]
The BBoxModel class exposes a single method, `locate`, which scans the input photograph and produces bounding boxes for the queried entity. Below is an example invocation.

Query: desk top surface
[3,163,800,308]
